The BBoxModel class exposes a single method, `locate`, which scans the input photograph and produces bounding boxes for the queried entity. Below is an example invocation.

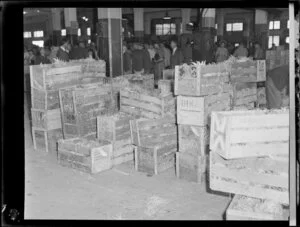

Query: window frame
[33,30,44,38]
[24,31,32,38]
[155,22,176,36]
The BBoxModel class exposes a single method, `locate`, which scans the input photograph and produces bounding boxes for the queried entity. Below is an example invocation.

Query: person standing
[201,39,214,64]
[69,40,89,60]
[132,43,145,74]
[248,41,255,58]
[160,42,171,69]
[233,42,248,58]
[56,38,70,62]
[253,42,264,60]
[183,41,193,64]
[215,40,229,63]
[123,44,132,74]
[142,43,152,74]
[34,47,51,65]
[153,42,165,87]
[170,38,184,69]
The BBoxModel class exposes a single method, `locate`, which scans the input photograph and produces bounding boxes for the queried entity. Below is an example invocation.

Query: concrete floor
[24,93,231,220]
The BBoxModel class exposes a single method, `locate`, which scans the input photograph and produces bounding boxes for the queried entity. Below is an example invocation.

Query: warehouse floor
[24,94,231,220]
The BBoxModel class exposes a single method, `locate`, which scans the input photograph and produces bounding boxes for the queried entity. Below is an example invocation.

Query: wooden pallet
[210,109,289,159]
[209,152,289,205]
[32,127,63,153]
[226,195,286,220]
[230,60,266,82]
[175,152,207,184]
[57,138,113,174]
[158,80,173,94]
[31,108,62,130]
[97,113,136,165]
[120,89,176,119]
[178,124,209,157]
[134,142,177,175]
[177,93,231,126]
[59,82,116,139]
[174,63,230,96]
[130,116,177,147]
[231,82,257,109]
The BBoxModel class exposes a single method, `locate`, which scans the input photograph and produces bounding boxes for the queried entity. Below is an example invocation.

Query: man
[183,40,193,64]
[253,42,264,60]
[160,42,171,69]
[56,38,70,62]
[132,43,145,73]
[142,43,152,74]
[215,40,229,63]
[34,48,51,65]
[69,40,89,60]
[170,38,184,69]
[123,44,132,74]
[233,42,248,58]
[265,65,289,109]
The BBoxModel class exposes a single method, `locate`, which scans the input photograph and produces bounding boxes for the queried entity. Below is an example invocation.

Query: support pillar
[64,8,78,45]
[255,9,268,51]
[181,9,193,47]
[216,8,224,42]
[201,8,216,55]
[133,8,144,40]
[97,8,123,77]
[51,8,62,46]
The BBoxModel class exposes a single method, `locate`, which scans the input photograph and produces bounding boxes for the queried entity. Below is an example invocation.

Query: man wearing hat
[215,40,229,63]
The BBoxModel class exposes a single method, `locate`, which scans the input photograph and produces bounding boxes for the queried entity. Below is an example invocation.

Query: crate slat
[31,108,62,130]
[32,127,63,153]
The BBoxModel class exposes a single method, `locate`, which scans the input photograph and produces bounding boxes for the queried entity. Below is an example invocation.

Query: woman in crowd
[215,40,229,63]
[233,42,248,58]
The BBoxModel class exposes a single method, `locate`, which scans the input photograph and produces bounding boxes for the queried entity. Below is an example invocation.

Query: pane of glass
[233,23,243,31]
[274,21,280,29]
[287,20,290,29]
[156,24,162,30]
[61,29,66,36]
[286,36,289,43]
[273,35,280,46]
[156,28,162,35]
[268,36,273,48]
[269,21,274,30]
[163,24,170,30]
[78,28,81,36]
[32,40,44,48]
[171,28,176,34]
[226,23,232,31]
[171,23,176,29]
[40,31,44,37]
[87,27,91,36]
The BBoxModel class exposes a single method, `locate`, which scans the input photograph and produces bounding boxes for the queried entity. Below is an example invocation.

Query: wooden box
[209,152,289,205]
[210,109,289,159]
[158,80,173,94]
[70,59,106,74]
[57,138,113,174]
[97,113,136,165]
[59,82,116,139]
[130,116,177,147]
[178,124,209,157]
[124,74,154,91]
[176,152,207,184]
[32,127,63,153]
[226,195,285,220]
[134,142,177,175]
[163,69,175,80]
[231,82,257,109]
[174,63,230,96]
[120,89,176,119]
[177,93,231,126]
[31,108,62,130]
[230,60,266,82]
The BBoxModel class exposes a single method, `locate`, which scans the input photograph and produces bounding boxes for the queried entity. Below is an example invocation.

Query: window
[24,31,31,38]
[32,40,44,48]
[269,20,280,30]
[268,35,280,48]
[226,23,232,31]
[87,27,91,36]
[226,22,243,32]
[286,36,289,43]
[78,28,81,36]
[61,29,66,36]
[33,30,44,38]
[155,23,176,35]
[287,20,290,29]
[88,39,91,44]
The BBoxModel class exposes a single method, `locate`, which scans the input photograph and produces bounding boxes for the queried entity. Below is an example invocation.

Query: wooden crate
[130,116,177,147]
[178,124,209,157]
[158,80,172,94]
[231,82,257,109]
[210,109,289,159]
[70,59,106,74]
[123,74,155,91]
[163,69,175,80]
[97,113,136,165]
[57,138,113,174]
[134,142,177,175]
[31,108,61,130]
[226,195,285,220]
[176,152,207,184]
[32,127,63,153]
[209,152,289,205]
[230,60,266,82]
[59,82,116,139]
[174,63,230,96]
[120,89,176,119]
[177,93,231,126]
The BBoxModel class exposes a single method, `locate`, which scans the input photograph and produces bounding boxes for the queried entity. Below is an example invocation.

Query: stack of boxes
[209,109,289,220]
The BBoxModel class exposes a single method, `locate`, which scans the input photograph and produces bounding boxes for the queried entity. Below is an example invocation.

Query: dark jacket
[170,48,184,69]
[143,49,152,73]
[34,55,51,65]
[56,47,69,62]
[132,49,145,72]
[69,47,89,60]
[183,46,193,64]
[123,51,132,73]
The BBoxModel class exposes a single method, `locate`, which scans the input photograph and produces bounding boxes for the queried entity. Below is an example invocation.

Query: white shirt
[172,47,177,55]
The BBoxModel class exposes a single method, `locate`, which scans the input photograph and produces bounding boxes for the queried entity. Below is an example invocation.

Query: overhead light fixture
[163,11,171,20]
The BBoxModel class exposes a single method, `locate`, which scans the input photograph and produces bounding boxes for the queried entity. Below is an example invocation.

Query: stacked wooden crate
[97,113,136,166]
[209,109,289,220]
[130,116,177,175]
[59,82,116,140]
[69,59,106,76]
[174,62,231,184]
[123,74,154,91]
[30,63,106,152]
[57,138,113,174]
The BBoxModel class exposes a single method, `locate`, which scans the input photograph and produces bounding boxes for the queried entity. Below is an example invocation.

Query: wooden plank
[120,97,162,114]
[209,152,289,205]
[32,127,63,153]
[120,90,161,106]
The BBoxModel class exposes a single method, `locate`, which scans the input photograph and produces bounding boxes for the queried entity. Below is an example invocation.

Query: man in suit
[56,38,70,62]
[170,38,184,69]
